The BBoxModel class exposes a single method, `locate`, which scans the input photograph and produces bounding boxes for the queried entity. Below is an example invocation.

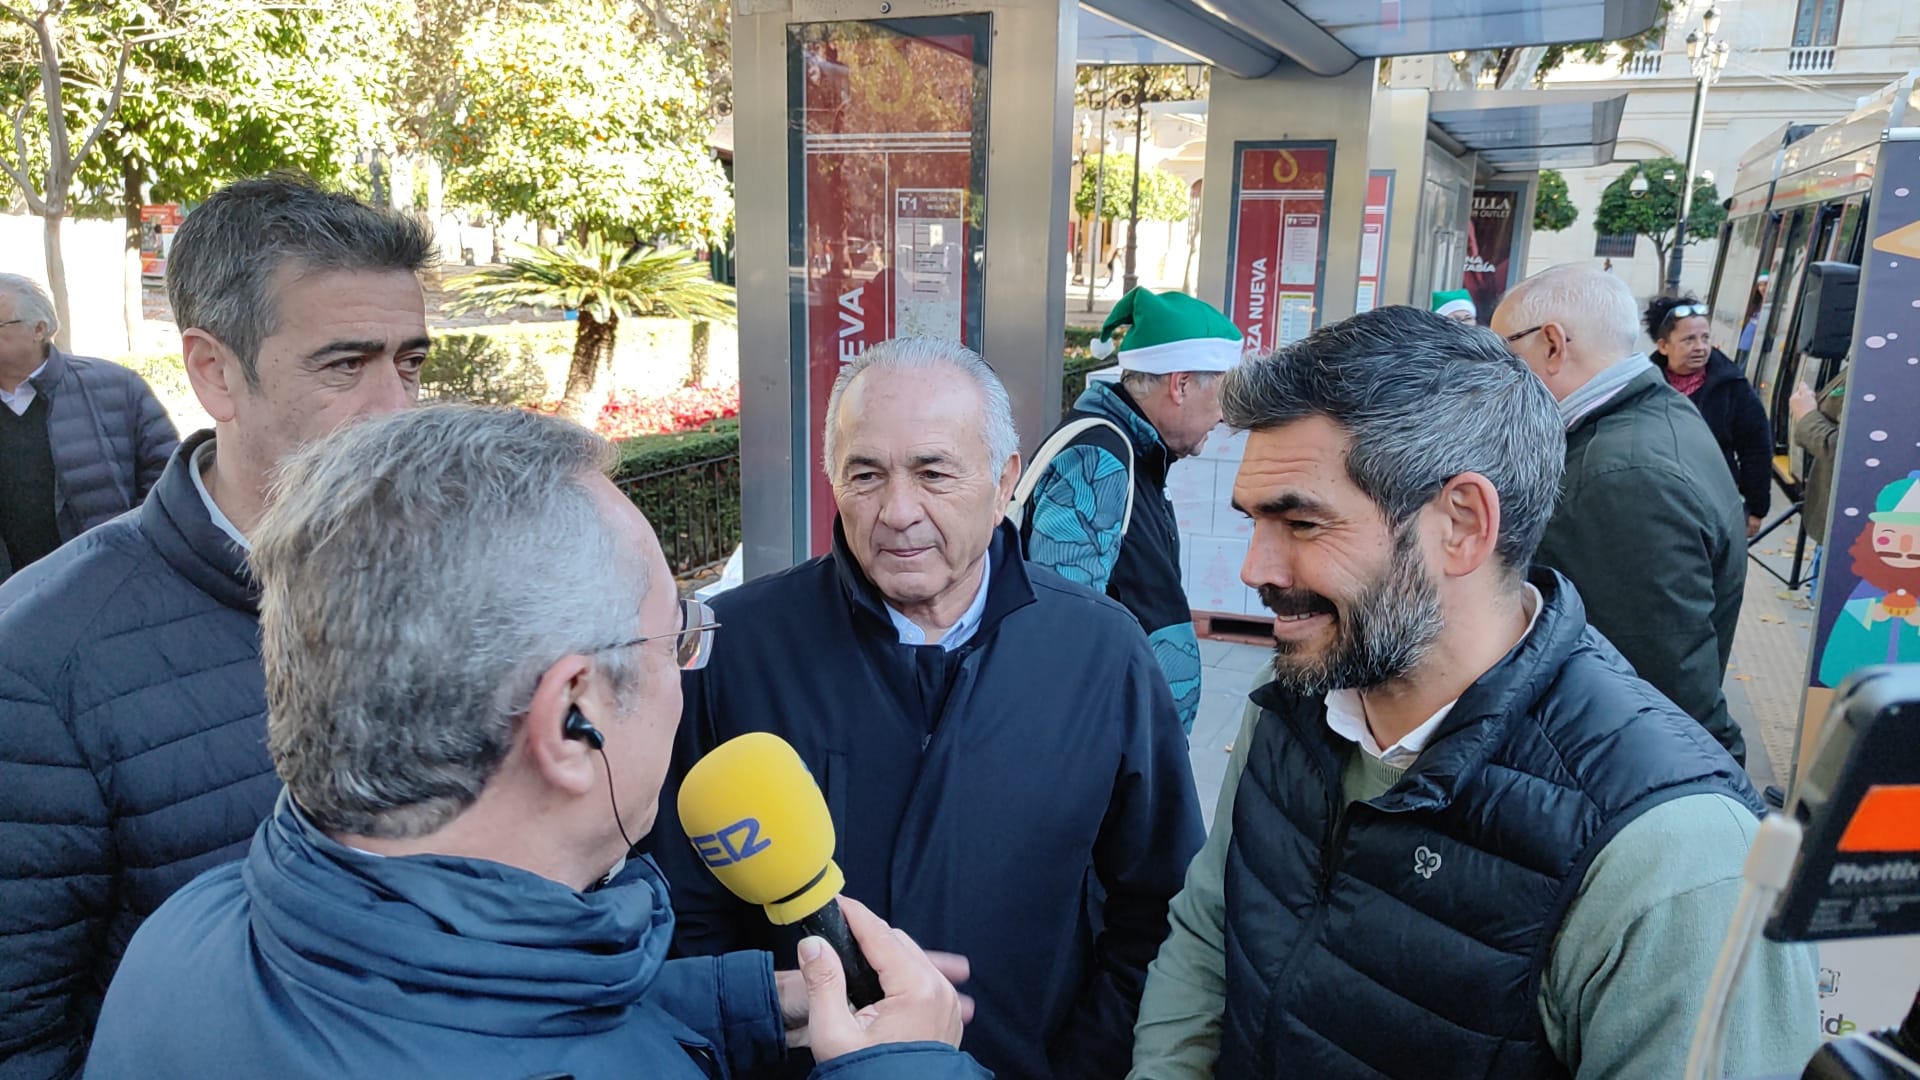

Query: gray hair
[167,173,436,389]
[0,273,58,343]
[1501,264,1642,358]
[1221,305,1565,578]
[823,338,1020,476]
[1120,369,1223,398]
[252,405,650,839]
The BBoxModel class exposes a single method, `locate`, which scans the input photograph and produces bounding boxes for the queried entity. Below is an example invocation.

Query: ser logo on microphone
[691,818,772,868]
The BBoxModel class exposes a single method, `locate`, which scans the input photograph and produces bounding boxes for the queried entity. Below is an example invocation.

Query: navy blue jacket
[1219,571,1761,1077]
[85,794,987,1080]
[0,429,277,1080]
[651,521,1203,1080]
[1,348,177,581]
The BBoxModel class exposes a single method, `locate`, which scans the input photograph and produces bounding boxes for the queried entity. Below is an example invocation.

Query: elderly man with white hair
[1492,265,1750,763]
[650,337,1204,1080]
[0,273,177,582]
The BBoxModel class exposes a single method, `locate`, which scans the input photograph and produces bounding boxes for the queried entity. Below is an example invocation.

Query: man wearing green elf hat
[1432,289,1477,325]
[1010,287,1244,733]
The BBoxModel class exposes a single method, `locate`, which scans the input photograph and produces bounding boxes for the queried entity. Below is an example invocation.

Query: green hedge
[1062,353,1111,415]
[613,420,742,575]
[421,331,551,405]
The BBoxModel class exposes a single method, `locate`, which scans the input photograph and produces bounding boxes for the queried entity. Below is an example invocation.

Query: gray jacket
[1,348,178,579]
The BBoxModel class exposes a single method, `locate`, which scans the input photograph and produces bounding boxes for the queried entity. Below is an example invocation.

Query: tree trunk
[559,310,617,425]
[122,156,144,350]
[688,320,711,387]
[41,213,72,351]
[35,12,74,352]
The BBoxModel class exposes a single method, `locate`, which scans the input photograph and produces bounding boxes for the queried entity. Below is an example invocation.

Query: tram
[1706,72,1920,463]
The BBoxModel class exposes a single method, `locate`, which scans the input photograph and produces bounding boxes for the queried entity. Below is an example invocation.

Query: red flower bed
[589,383,740,439]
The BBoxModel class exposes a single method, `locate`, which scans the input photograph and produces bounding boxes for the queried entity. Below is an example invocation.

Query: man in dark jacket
[1014,287,1243,733]
[86,405,983,1080]
[1129,307,1815,1079]
[0,274,177,582]
[651,338,1204,1080]
[0,176,434,1080]
[1492,267,1750,762]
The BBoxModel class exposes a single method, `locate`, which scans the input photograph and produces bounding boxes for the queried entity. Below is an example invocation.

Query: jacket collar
[246,791,673,1034]
[830,517,1037,646]
[140,428,258,615]
[1252,568,1589,814]
[1568,364,1668,435]
[1074,381,1173,486]
[26,346,69,398]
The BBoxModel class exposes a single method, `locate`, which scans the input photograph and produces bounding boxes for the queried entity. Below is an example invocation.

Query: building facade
[1529,0,1920,302]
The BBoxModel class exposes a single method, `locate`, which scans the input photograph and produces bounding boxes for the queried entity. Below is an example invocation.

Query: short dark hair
[1644,292,1707,342]
[1220,305,1566,576]
[166,174,437,387]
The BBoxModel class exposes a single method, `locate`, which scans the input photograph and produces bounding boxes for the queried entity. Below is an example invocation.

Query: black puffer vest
[1220,570,1760,1078]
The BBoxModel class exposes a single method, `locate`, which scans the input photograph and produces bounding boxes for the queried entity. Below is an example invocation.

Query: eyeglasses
[591,597,721,670]
[0,319,22,328]
[1504,324,1571,345]
[1666,303,1709,321]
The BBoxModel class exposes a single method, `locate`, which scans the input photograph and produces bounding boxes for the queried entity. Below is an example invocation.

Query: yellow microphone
[677,731,883,1007]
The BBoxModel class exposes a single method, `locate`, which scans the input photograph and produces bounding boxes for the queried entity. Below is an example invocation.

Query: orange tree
[436,0,730,245]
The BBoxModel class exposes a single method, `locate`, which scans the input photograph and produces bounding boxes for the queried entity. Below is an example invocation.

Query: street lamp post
[1087,67,1110,313]
[1122,68,1148,296]
[1665,7,1732,296]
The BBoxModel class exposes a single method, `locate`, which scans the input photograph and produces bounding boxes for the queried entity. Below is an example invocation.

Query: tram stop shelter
[728,0,1648,573]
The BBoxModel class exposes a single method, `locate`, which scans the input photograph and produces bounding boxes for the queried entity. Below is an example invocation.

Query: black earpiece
[565,705,633,854]
[563,706,605,751]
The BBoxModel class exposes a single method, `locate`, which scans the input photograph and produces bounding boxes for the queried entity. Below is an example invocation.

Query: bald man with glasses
[1492,266,1750,765]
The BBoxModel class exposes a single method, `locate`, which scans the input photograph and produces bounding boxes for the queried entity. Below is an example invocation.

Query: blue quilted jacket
[0,429,276,1080]
[0,348,178,580]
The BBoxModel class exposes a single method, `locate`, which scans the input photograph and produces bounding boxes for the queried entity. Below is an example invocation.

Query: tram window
[1751,208,1812,415]
[1838,196,1870,263]
[1714,212,1772,363]
[1831,199,1865,261]
[1764,203,1846,455]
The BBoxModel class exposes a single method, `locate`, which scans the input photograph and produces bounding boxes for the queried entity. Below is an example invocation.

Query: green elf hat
[1869,471,1920,525]
[1088,288,1244,374]
[1432,289,1475,321]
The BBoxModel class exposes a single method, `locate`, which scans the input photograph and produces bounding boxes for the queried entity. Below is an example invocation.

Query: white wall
[1526,0,1920,302]
[0,213,133,358]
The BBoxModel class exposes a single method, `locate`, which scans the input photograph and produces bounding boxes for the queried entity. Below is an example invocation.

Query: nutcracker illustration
[1817,470,1920,686]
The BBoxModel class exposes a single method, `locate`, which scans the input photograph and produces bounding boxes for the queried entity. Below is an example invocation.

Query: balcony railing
[1624,52,1664,76]
[1788,45,1836,73]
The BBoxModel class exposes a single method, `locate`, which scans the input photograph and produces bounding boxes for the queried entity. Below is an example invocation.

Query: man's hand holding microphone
[680,732,977,1065]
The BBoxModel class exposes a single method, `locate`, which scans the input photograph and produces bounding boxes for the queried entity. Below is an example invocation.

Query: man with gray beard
[1126,306,1816,1079]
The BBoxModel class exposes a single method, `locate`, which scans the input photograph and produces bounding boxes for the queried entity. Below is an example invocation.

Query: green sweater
[1129,676,1822,1079]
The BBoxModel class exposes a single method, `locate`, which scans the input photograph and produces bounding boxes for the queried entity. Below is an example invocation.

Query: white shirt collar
[190,440,252,551]
[1324,583,1545,769]
[0,359,49,416]
[886,549,992,651]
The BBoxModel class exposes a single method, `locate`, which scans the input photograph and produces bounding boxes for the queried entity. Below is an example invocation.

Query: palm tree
[448,237,736,424]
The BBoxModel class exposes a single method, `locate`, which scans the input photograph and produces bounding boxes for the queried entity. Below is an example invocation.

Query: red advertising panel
[1355,171,1394,314]
[1227,143,1333,356]
[1464,187,1520,323]
[139,204,183,278]
[789,17,989,556]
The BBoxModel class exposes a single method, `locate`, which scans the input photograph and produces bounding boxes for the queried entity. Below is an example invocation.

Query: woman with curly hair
[1647,293,1773,537]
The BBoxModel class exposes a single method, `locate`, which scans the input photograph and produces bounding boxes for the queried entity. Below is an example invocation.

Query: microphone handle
[797,900,884,1009]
